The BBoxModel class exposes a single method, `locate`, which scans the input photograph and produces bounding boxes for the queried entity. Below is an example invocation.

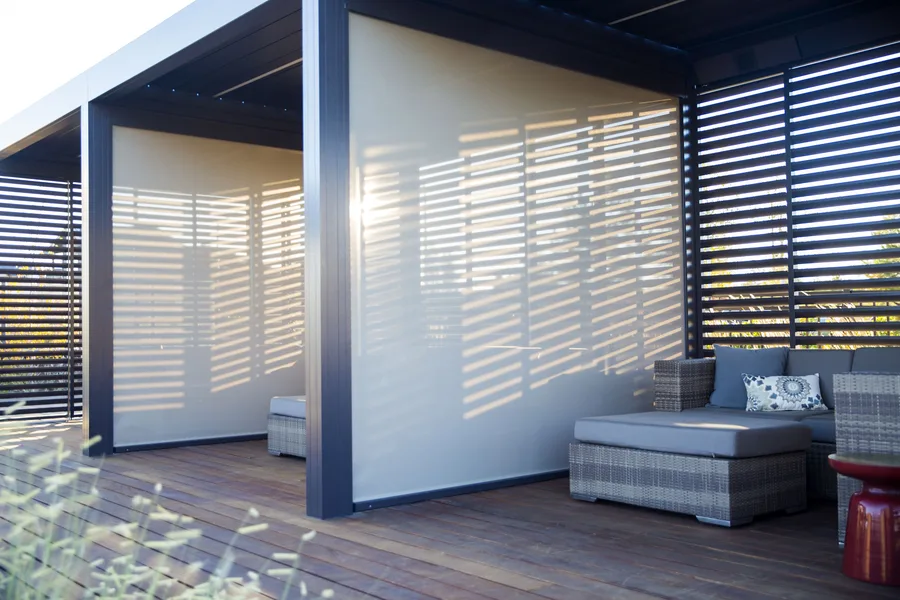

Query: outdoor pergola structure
[1,0,899,520]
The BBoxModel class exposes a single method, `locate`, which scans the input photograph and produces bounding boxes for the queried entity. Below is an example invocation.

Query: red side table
[829,453,900,586]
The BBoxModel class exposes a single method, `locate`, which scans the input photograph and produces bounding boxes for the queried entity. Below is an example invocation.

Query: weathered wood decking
[0,420,890,599]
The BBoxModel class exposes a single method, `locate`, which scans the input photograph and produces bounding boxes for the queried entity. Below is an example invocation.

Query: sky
[0,0,196,125]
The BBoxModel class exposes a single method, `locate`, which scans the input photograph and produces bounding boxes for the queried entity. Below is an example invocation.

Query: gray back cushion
[787,349,853,409]
[851,347,900,373]
[709,345,788,409]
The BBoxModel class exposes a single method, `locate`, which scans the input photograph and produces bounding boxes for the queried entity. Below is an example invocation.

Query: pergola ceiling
[149,0,301,110]
[538,0,892,56]
[150,0,894,111]
[170,0,892,110]
[3,0,899,178]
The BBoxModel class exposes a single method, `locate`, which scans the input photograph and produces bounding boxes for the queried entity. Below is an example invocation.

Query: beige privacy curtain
[111,127,304,447]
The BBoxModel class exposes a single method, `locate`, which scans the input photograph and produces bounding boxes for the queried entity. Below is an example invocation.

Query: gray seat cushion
[709,345,788,409]
[269,396,306,419]
[701,406,808,421]
[787,349,853,409]
[574,409,811,458]
[799,411,835,444]
[704,406,835,443]
[851,347,900,373]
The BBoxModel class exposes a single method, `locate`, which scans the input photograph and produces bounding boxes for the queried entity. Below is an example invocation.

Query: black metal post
[782,73,797,348]
[67,180,76,420]
[683,94,704,358]
[302,0,354,519]
[81,103,115,455]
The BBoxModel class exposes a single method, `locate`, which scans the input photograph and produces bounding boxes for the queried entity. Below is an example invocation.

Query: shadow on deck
[0,420,889,599]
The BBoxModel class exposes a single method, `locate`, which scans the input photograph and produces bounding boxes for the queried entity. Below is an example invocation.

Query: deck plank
[0,421,887,600]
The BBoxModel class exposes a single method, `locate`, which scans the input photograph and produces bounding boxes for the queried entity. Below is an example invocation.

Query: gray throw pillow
[709,345,788,409]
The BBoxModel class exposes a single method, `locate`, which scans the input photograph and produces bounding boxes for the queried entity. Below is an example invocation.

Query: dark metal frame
[347,0,691,97]
[81,103,114,456]
[66,180,77,421]
[302,0,354,519]
[682,95,704,358]
[116,433,268,454]
[81,99,304,458]
[355,469,568,512]
[692,3,900,87]
[686,39,900,354]
[105,104,300,151]
[107,89,301,151]
[0,159,80,182]
[781,74,798,348]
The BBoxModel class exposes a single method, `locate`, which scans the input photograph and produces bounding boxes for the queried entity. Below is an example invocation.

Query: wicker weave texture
[652,359,836,501]
[837,474,862,546]
[834,372,900,545]
[267,414,307,458]
[653,358,715,411]
[570,443,806,524]
[807,442,837,500]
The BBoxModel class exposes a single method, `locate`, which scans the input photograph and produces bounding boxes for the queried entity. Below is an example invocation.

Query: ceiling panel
[537,0,889,54]
[151,0,301,110]
[538,0,666,25]
[13,125,80,164]
[617,0,853,49]
[224,63,303,108]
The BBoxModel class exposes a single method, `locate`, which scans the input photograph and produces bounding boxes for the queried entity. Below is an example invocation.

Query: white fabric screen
[111,127,304,447]
[349,16,684,502]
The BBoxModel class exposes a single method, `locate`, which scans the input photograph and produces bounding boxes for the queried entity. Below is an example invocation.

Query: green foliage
[0,419,331,599]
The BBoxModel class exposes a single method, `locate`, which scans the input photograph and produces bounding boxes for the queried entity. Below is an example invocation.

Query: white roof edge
[0,0,270,155]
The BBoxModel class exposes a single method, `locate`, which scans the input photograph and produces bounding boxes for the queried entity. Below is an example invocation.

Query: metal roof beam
[0,0,275,158]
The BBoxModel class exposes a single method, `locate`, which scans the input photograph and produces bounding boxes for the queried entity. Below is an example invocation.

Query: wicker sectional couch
[653,356,837,500]
[569,347,900,529]
[652,347,900,502]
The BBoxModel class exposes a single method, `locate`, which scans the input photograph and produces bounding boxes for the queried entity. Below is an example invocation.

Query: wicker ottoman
[267,396,307,458]
[570,411,811,527]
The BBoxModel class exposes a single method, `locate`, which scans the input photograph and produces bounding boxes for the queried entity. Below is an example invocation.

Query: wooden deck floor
[0,420,892,600]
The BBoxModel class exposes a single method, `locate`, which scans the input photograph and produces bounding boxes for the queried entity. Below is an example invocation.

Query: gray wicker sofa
[652,347,900,501]
[569,347,900,528]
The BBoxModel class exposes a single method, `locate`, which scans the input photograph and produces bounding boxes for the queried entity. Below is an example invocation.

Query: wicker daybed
[570,410,810,526]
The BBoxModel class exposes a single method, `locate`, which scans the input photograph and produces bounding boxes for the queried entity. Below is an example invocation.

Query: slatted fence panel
[695,75,792,348]
[694,41,900,352]
[0,175,81,420]
[789,43,900,347]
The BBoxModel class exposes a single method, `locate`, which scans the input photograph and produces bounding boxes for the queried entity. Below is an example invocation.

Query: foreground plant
[0,415,332,599]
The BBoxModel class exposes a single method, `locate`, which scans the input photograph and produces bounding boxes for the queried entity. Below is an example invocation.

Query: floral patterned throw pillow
[742,373,827,412]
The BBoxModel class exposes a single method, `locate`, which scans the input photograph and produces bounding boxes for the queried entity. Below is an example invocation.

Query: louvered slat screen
[789,43,900,347]
[693,41,900,353]
[0,175,82,420]
[696,75,791,348]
